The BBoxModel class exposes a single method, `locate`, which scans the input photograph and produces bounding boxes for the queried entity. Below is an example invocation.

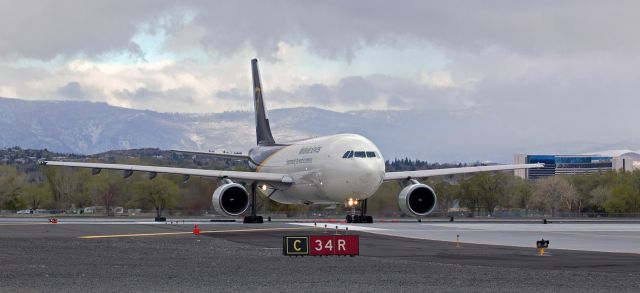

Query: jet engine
[212,180,250,216]
[398,181,437,217]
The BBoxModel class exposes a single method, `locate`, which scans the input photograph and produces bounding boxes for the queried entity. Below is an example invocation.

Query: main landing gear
[243,182,264,224]
[346,199,373,223]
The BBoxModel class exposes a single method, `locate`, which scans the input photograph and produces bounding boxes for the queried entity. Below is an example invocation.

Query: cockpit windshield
[342,150,377,159]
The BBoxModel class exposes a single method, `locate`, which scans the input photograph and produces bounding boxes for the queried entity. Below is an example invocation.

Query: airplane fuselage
[249,134,385,204]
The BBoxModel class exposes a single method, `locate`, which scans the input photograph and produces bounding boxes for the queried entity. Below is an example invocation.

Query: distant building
[514,151,638,180]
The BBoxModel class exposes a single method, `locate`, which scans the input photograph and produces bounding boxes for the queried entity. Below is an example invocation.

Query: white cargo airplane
[44,59,543,223]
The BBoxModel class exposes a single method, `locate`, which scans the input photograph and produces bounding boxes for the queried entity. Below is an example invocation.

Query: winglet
[252,59,276,146]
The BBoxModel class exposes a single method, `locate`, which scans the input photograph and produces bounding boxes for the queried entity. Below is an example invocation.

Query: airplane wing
[42,161,294,183]
[384,163,543,181]
[171,150,250,160]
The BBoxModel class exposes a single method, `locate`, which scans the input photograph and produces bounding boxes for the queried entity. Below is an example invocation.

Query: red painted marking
[309,235,359,256]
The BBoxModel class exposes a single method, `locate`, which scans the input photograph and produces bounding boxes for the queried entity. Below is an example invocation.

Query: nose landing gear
[346,199,373,223]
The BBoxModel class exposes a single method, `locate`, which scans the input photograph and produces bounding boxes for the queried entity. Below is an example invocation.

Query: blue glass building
[513,154,632,179]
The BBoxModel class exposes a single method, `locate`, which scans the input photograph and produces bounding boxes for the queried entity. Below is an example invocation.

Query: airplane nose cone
[354,160,384,195]
[357,168,377,185]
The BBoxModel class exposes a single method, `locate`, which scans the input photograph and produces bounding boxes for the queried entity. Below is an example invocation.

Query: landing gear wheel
[346,214,373,223]
[365,216,373,223]
[345,199,375,223]
[346,215,353,223]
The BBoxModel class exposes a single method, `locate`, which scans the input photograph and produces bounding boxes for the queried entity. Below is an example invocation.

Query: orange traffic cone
[193,224,200,236]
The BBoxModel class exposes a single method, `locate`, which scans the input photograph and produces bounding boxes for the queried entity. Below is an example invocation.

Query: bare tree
[89,173,123,216]
[43,167,92,210]
[530,176,577,216]
[43,167,76,209]
[588,185,611,211]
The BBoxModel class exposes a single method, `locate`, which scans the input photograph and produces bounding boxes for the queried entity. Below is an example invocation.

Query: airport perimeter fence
[4,208,640,219]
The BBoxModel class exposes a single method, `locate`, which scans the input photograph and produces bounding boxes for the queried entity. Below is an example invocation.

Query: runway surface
[294,221,640,253]
[1,219,639,292]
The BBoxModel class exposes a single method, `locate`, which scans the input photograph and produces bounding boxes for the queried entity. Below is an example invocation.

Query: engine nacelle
[398,183,437,217]
[212,181,250,216]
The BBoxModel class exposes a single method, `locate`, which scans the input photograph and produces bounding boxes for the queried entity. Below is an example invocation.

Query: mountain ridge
[2,97,636,163]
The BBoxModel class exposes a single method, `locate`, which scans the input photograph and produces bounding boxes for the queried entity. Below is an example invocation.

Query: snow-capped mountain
[2,97,638,163]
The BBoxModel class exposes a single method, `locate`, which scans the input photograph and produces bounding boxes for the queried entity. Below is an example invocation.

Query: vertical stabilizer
[252,59,276,146]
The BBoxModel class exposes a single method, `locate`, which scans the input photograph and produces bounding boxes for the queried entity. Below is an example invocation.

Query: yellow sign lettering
[284,236,309,255]
[293,240,301,251]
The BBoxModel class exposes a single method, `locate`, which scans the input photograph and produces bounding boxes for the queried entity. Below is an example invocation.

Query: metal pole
[251,182,257,217]
[360,199,368,217]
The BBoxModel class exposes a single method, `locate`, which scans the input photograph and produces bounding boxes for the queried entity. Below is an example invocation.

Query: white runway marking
[424,223,640,232]
[62,221,640,253]
[305,222,640,254]
[291,223,388,231]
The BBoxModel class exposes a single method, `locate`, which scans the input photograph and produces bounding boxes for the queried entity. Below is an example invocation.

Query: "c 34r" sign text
[282,235,359,256]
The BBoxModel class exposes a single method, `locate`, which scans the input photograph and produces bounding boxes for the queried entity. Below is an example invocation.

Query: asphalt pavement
[1,221,639,292]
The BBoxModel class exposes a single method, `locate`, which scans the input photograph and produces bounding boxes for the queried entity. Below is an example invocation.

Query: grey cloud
[56,81,87,100]
[174,0,640,59]
[335,77,376,102]
[117,87,161,100]
[2,1,639,59]
[126,42,148,62]
[216,88,248,101]
[2,0,639,156]
[225,74,463,111]
[242,65,640,154]
[304,84,333,104]
[0,0,173,59]
[114,87,198,112]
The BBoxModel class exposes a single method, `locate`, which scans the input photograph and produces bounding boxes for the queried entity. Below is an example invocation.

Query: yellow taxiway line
[0,222,51,226]
[78,227,311,239]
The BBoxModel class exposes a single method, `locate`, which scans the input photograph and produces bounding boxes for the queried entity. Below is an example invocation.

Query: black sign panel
[536,239,550,248]
[283,236,309,256]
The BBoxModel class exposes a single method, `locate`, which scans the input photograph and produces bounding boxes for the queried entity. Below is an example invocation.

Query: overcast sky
[1,1,639,156]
